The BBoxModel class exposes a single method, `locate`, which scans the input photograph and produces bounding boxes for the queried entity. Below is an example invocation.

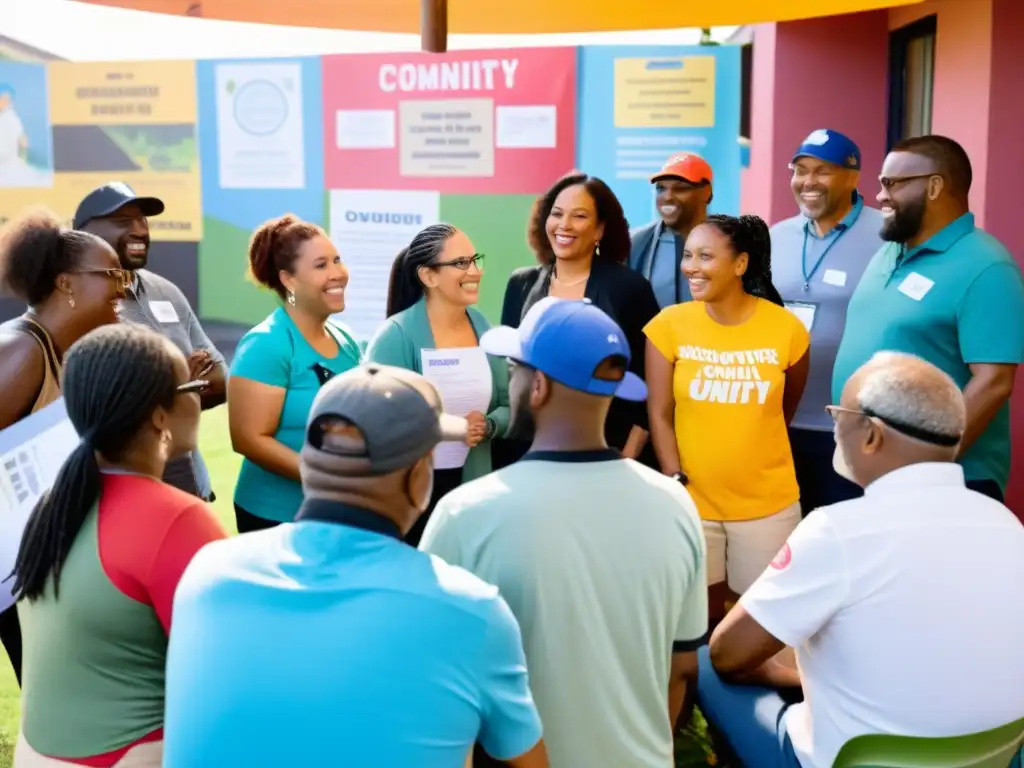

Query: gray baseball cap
[304,364,466,474]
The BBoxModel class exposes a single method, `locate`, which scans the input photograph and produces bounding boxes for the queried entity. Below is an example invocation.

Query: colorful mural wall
[0,45,740,333]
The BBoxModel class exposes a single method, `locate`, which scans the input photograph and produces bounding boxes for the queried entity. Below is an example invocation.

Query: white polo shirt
[421,449,707,768]
[741,462,1024,768]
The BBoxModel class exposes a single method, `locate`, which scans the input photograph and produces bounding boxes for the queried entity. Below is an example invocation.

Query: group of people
[0,125,1022,768]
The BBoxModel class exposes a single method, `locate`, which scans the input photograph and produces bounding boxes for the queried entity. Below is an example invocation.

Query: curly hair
[0,207,105,306]
[527,172,630,266]
[703,214,784,306]
[247,214,326,299]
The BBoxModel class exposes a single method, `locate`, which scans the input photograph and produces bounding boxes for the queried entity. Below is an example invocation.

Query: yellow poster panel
[613,57,716,129]
[48,61,197,125]
[0,172,202,242]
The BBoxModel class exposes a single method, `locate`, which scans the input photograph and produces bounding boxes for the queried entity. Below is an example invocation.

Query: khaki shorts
[14,735,162,768]
[703,501,802,594]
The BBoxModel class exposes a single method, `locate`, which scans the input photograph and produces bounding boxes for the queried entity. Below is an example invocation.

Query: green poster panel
[438,194,537,324]
[198,215,278,326]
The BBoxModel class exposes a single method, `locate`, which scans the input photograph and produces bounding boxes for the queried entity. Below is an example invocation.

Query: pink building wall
[745,0,1024,512]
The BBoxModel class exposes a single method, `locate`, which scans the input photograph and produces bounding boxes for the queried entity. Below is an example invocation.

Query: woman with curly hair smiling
[499,172,660,466]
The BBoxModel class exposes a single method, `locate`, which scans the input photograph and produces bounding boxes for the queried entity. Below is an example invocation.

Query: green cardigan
[364,298,509,482]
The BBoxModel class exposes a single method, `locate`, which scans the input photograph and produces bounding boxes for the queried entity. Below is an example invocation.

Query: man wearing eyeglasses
[74,182,227,501]
[698,351,1024,768]
[770,129,885,514]
[834,135,1024,503]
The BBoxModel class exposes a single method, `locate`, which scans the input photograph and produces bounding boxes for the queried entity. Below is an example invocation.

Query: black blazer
[499,259,661,466]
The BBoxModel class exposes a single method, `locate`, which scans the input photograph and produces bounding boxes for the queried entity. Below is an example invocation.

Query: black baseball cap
[73,182,165,230]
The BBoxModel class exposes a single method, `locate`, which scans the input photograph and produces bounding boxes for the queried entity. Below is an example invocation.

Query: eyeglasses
[824,404,960,447]
[177,380,210,395]
[71,267,131,291]
[432,253,485,271]
[877,173,939,191]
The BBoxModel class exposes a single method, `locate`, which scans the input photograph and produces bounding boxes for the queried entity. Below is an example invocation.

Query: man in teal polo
[833,135,1024,501]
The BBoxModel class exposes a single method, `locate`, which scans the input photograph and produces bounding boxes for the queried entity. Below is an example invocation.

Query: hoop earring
[287,291,296,306]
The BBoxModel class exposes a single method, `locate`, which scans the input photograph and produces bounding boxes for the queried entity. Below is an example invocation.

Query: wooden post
[421,0,448,53]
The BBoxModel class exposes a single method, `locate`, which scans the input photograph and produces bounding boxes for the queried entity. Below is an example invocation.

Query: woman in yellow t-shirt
[644,214,810,619]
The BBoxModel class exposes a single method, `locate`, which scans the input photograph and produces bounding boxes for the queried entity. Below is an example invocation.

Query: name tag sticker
[897,272,934,301]
[149,300,180,324]
[784,301,817,333]
[822,269,847,287]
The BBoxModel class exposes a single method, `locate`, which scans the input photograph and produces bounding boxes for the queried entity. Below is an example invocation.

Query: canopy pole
[421,0,448,53]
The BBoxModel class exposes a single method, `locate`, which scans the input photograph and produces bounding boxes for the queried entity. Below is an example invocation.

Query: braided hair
[704,214,784,306]
[11,323,181,601]
[385,223,457,317]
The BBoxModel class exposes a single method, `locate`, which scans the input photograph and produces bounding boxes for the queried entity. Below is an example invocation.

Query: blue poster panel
[576,45,742,230]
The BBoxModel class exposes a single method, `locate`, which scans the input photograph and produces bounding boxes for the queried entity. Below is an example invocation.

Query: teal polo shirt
[833,213,1024,489]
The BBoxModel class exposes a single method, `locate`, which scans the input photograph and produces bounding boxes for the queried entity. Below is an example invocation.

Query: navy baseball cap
[73,182,165,230]
[791,129,861,171]
[481,298,647,401]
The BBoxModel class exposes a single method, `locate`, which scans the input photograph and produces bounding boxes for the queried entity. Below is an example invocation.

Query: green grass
[0,407,713,767]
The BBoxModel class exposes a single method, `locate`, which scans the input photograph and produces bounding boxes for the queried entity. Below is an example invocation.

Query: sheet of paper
[496,105,557,149]
[0,400,79,612]
[420,348,493,470]
[784,301,817,333]
[328,189,440,340]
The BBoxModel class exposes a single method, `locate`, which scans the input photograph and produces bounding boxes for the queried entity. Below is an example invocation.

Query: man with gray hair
[164,364,547,768]
[693,351,1024,768]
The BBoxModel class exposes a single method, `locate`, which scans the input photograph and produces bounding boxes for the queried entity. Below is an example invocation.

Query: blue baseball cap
[481,298,647,401]
[792,129,861,170]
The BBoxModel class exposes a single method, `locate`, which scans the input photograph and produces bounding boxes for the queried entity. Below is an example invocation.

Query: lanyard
[801,225,849,291]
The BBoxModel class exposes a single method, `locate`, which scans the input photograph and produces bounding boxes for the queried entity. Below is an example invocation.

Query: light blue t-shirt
[230,308,361,522]
[163,501,543,768]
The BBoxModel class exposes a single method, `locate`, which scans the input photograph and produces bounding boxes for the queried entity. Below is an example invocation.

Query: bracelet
[671,471,688,486]
[485,417,497,440]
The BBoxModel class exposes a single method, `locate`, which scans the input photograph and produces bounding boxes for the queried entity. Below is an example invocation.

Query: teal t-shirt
[833,213,1024,490]
[231,308,362,522]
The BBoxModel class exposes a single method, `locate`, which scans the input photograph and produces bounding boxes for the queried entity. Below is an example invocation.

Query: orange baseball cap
[650,153,714,185]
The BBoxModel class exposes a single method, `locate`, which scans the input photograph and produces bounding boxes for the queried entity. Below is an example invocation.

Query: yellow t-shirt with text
[644,299,810,522]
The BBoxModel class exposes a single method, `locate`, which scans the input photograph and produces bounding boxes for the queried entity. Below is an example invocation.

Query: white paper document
[328,189,440,340]
[420,348,493,470]
[784,301,817,333]
[0,400,79,612]
[215,61,306,189]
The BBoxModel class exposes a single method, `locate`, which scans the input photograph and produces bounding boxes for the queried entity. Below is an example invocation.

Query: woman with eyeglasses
[0,207,125,688]
[228,214,361,533]
[11,323,226,768]
[366,223,509,546]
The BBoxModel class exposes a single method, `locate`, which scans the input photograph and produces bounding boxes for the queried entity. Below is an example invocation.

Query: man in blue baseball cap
[420,297,707,768]
[769,130,884,515]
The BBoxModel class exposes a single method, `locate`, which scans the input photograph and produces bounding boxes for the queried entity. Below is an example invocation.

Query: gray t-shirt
[770,197,884,431]
[119,269,224,498]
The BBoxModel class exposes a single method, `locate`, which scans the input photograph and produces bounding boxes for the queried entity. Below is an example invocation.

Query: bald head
[836,352,965,488]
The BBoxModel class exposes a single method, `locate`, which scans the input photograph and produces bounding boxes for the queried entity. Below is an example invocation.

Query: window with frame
[888,15,937,148]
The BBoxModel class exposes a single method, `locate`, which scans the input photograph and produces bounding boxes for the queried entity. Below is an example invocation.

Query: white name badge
[822,269,847,287]
[784,301,817,333]
[149,300,180,324]
[897,272,934,302]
